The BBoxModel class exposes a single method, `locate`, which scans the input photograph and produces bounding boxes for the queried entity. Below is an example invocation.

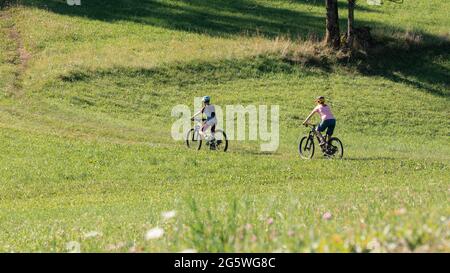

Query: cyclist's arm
[303,110,316,125]
[191,107,205,119]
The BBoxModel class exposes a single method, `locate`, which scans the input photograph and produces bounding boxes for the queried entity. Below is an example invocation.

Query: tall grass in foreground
[140,196,448,253]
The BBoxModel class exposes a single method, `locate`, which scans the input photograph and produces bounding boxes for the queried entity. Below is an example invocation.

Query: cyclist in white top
[191,96,217,140]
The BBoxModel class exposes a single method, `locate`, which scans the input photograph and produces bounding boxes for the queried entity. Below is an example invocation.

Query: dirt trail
[0,8,31,97]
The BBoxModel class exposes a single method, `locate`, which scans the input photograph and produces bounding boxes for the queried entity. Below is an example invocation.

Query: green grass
[0,0,449,252]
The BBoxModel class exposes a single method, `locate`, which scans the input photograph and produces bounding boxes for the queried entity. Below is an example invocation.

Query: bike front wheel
[186,128,202,150]
[299,136,315,159]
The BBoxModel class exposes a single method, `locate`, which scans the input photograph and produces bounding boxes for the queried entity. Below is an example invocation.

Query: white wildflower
[66,241,81,253]
[145,227,164,240]
[162,210,177,220]
[179,248,197,253]
[84,231,102,239]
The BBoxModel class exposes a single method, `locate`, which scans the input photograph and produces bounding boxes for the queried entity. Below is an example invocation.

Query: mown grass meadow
[0,0,448,252]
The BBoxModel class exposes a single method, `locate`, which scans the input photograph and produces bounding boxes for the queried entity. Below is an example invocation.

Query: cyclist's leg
[316,122,327,145]
[325,119,336,143]
[211,124,216,139]
[205,118,217,139]
[199,123,210,139]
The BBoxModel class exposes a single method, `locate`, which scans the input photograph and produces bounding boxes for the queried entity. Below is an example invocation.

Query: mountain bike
[186,118,228,152]
[298,123,343,159]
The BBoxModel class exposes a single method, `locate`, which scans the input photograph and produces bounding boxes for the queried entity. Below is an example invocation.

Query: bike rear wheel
[299,136,315,159]
[326,137,344,159]
[186,128,201,150]
[212,130,228,152]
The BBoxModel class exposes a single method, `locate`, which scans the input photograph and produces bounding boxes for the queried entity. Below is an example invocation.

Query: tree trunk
[325,0,340,49]
[347,0,356,48]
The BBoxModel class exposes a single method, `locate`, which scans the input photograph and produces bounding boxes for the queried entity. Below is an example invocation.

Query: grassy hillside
[0,0,449,252]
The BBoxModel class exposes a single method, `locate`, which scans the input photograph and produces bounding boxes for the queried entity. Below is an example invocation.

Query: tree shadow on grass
[291,0,382,13]
[57,35,450,100]
[17,0,449,99]
[16,0,379,39]
[356,34,450,99]
[58,54,326,86]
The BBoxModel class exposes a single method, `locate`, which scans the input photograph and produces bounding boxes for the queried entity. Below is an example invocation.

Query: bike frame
[307,124,324,146]
[192,118,207,139]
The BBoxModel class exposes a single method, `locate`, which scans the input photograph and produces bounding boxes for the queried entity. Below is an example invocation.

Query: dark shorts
[318,119,336,136]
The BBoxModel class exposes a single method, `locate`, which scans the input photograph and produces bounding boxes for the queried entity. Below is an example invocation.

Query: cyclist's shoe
[209,142,216,150]
[206,136,215,146]
[324,146,336,156]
